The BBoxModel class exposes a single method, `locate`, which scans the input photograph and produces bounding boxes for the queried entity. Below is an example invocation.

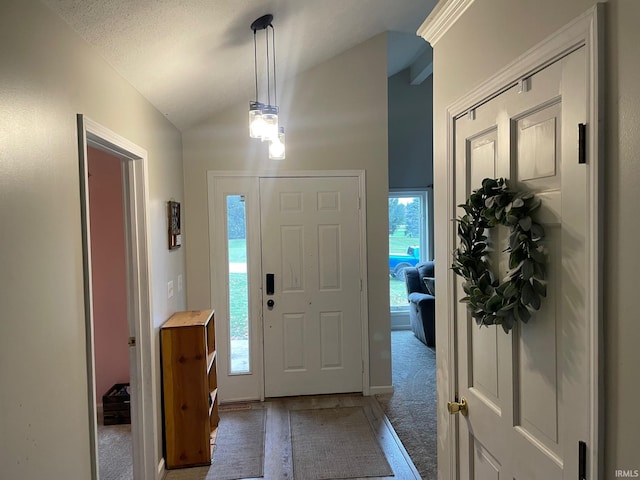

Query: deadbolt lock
[447,397,468,416]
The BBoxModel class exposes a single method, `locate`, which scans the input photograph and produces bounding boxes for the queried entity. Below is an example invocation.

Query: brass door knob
[447,398,468,416]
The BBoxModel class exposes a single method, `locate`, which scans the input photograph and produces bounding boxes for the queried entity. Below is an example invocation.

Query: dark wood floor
[165,393,421,480]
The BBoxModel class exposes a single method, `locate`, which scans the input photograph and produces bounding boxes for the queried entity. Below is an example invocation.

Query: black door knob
[267,299,275,308]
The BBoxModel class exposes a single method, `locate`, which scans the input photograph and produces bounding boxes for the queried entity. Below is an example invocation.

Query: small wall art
[168,201,181,250]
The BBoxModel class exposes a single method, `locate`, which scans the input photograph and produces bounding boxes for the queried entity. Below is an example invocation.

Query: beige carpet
[98,423,133,480]
[375,330,437,479]
[290,406,394,480]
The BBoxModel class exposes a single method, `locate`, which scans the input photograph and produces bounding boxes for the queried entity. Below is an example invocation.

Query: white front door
[452,47,591,479]
[260,176,363,397]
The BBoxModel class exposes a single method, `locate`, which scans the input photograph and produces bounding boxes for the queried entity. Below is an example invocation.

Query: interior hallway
[97,330,433,479]
[164,394,420,480]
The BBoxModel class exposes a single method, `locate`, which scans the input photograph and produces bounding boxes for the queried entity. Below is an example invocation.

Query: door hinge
[518,77,531,93]
[128,337,136,347]
[578,440,587,480]
[578,123,587,164]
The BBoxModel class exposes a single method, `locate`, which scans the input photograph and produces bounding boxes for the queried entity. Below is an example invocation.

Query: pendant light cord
[253,31,258,102]
[265,28,271,106]
[270,24,277,108]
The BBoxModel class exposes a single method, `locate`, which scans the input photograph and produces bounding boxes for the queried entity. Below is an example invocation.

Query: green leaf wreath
[451,178,547,333]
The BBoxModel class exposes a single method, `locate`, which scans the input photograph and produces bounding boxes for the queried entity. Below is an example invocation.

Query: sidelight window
[226,195,250,374]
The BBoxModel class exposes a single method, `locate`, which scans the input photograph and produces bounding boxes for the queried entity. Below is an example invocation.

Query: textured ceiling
[42,0,436,131]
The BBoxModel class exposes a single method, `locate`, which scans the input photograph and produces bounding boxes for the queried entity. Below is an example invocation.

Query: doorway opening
[78,115,158,479]
[87,145,132,478]
[383,189,437,479]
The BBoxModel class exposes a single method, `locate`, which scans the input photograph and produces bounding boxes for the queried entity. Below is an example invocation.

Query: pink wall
[88,146,130,401]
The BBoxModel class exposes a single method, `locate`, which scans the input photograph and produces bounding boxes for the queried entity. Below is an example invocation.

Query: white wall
[183,33,392,389]
[0,0,186,477]
[431,0,640,477]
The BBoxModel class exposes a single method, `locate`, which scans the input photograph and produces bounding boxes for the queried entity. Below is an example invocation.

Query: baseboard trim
[369,385,394,395]
[370,396,422,479]
[391,325,412,331]
[157,457,166,480]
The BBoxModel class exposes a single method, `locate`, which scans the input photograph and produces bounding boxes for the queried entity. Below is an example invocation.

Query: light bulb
[261,105,279,142]
[269,127,285,160]
[249,102,265,138]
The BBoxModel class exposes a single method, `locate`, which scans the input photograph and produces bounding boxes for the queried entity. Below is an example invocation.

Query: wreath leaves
[451,178,547,333]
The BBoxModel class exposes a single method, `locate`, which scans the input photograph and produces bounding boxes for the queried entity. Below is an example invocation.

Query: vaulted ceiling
[42,0,436,131]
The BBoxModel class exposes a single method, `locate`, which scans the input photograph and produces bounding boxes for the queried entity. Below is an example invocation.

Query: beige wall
[431,0,640,476]
[183,33,392,388]
[0,0,185,477]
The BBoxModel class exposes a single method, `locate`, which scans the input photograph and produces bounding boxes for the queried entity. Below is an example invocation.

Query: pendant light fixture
[249,14,285,159]
[269,126,286,160]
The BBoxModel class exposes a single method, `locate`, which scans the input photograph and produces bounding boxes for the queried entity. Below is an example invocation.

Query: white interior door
[452,47,591,479]
[260,176,363,397]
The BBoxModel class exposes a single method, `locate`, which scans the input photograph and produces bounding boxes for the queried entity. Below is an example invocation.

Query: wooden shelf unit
[161,309,219,469]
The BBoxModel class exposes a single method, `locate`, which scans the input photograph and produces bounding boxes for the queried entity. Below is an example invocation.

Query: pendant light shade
[260,105,279,142]
[249,14,285,158]
[249,101,265,138]
[269,127,286,160]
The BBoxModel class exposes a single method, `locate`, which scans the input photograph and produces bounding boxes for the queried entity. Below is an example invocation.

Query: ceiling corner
[417,0,475,46]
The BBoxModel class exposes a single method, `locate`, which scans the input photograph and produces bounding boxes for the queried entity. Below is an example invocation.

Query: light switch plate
[168,280,174,299]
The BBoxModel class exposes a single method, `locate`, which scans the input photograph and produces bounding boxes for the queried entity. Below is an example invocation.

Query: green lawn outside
[228,238,247,263]
[389,234,418,254]
[390,277,408,307]
[229,272,249,339]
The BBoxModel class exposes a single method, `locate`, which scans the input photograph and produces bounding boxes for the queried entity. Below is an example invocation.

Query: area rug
[290,406,394,480]
[209,408,266,480]
[166,408,266,480]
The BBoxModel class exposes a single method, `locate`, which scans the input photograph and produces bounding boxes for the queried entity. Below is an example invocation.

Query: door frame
[207,170,370,400]
[77,115,158,479]
[436,6,604,479]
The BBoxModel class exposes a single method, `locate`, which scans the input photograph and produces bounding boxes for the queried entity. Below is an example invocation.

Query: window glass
[389,192,428,312]
[226,195,250,374]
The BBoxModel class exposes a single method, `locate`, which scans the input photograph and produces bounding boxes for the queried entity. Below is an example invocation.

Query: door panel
[210,176,264,402]
[453,47,588,479]
[283,313,305,370]
[280,225,304,292]
[261,177,362,397]
[472,440,501,480]
[470,327,500,412]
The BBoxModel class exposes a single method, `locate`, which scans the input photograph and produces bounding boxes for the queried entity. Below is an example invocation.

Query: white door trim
[437,5,604,479]
[77,115,159,479]
[207,169,370,398]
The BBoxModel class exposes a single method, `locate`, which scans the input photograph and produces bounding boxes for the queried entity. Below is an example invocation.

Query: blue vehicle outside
[389,245,420,279]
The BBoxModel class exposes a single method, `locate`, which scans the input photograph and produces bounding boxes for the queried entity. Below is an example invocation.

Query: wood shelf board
[207,350,216,371]
[162,309,213,328]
